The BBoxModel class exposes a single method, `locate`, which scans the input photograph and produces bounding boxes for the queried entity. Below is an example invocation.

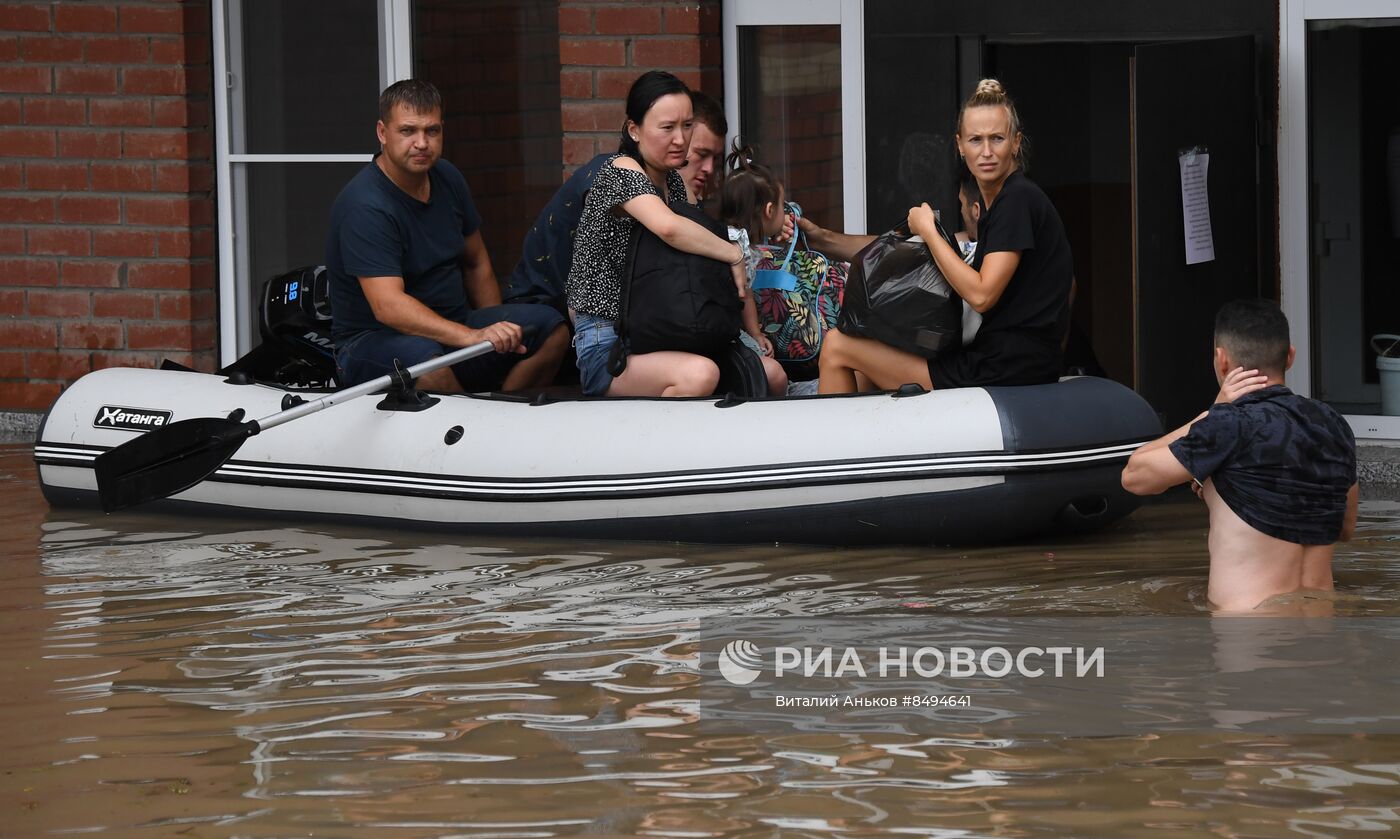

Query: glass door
[1282,0,1400,439]
[212,0,412,362]
[722,0,866,234]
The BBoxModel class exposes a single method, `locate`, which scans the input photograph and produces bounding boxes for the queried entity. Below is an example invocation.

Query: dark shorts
[927,331,1061,389]
[334,303,565,390]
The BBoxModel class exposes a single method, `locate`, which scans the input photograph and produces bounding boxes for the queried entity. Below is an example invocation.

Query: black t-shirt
[1169,385,1357,545]
[325,158,482,340]
[971,171,1073,348]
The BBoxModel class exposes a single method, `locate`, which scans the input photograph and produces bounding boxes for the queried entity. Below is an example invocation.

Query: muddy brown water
[3,441,1400,836]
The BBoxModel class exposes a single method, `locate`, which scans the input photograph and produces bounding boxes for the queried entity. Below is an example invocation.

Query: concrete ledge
[1358,442,1400,488]
[0,410,41,442]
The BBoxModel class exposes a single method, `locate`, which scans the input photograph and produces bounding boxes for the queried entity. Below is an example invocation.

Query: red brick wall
[415,0,563,279]
[0,0,215,413]
[558,0,721,178]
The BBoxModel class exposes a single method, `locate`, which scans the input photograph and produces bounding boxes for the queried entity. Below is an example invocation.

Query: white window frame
[722,0,866,234]
[211,0,413,364]
[1280,0,1400,439]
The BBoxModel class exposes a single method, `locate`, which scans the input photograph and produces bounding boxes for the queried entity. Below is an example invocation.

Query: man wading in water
[1121,300,1358,612]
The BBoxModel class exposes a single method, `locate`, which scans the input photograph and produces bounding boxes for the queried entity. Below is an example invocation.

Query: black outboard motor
[262,265,335,368]
[220,266,338,387]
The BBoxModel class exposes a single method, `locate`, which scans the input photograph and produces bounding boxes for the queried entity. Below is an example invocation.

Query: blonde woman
[815,79,1074,393]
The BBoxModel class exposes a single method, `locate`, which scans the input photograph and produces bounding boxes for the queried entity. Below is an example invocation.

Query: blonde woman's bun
[975,78,1005,97]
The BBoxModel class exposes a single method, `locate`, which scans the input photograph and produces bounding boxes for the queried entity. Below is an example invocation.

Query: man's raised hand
[1215,367,1269,403]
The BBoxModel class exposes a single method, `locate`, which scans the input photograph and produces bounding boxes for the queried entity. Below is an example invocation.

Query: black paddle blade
[95,416,258,513]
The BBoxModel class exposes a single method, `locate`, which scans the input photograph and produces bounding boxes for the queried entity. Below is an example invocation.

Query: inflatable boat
[33,266,1161,545]
[35,366,1159,545]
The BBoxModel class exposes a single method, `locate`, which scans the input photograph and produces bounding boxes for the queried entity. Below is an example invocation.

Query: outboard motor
[262,265,335,370]
[221,266,338,387]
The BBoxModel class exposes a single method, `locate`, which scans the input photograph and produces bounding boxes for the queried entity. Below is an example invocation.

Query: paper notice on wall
[1179,150,1215,265]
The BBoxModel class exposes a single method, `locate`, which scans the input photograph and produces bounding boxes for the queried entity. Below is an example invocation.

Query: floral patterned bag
[750,213,848,363]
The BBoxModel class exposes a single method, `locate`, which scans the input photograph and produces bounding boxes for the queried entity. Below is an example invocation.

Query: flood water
[4,439,1400,837]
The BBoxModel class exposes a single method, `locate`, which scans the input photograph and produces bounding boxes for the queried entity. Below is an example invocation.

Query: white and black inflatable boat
[35,366,1160,545]
[35,266,1162,545]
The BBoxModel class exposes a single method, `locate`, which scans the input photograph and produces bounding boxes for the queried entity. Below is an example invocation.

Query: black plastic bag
[836,219,963,358]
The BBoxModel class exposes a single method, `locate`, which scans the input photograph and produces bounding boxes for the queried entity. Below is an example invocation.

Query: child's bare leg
[416,366,464,393]
[761,356,787,396]
[501,323,570,390]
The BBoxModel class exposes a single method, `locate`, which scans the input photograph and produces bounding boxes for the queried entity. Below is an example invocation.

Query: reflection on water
[5,442,1400,836]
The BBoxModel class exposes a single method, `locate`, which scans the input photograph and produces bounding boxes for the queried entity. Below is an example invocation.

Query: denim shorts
[335,303,564,390]
[572,312,619,397]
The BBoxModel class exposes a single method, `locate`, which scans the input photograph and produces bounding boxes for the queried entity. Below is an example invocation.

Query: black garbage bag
[836,219,963,358]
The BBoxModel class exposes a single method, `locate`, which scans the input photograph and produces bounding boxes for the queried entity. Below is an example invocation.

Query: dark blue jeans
[335,303,565,390]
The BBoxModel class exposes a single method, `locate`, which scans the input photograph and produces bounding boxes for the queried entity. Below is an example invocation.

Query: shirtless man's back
[1121,300,1358,612]
[1201,480,1351,610]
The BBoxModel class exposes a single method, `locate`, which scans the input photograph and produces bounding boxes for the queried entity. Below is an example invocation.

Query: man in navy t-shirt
[1121,300,1358,612]
[326,79,567,392]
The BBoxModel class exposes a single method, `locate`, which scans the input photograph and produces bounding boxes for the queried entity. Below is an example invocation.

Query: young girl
[719,144,790,397]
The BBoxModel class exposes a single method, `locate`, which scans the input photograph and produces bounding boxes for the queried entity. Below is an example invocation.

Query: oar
[95,337,509,513]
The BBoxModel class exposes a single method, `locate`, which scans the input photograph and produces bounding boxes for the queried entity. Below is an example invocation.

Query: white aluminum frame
[722,0,866,234]
[1281,0,1400,439]
[212,0,413,363]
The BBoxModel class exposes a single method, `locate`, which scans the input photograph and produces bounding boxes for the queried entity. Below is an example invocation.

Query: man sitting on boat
[326,79,570,393]
[1120,300,1358,612]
